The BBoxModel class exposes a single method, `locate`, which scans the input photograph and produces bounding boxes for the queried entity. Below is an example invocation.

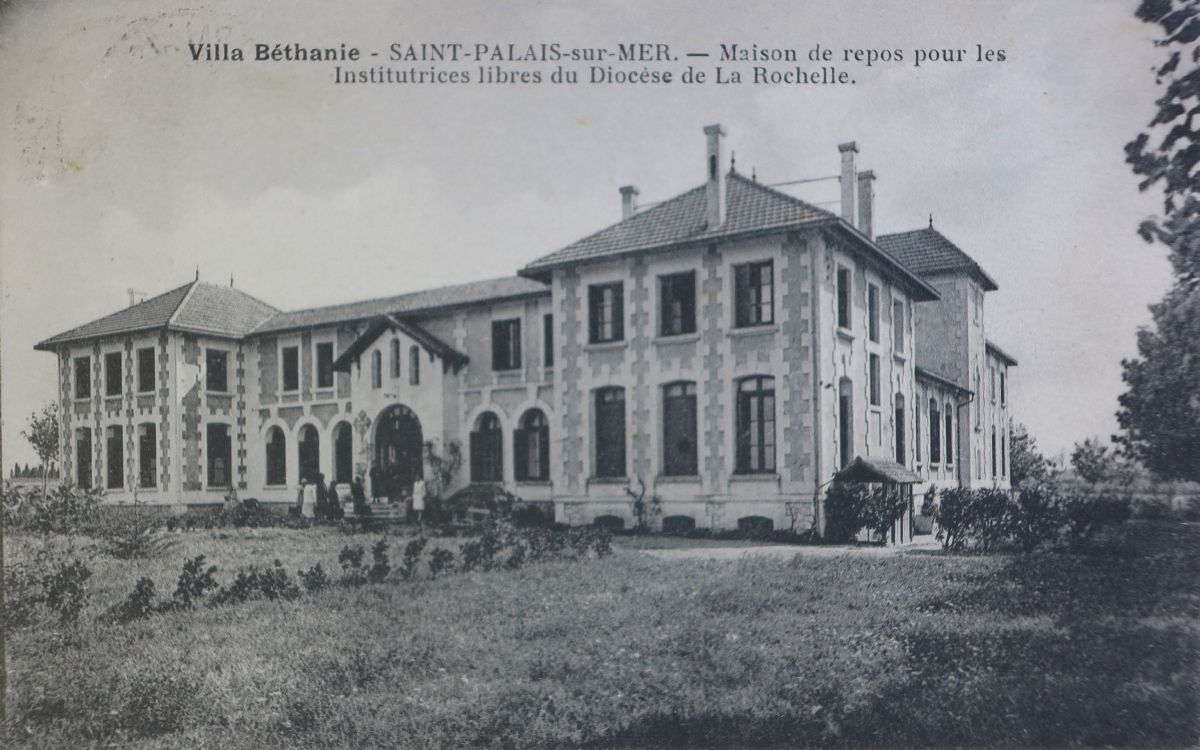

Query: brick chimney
[704,124,727,229]
[619,185,639,220]
[838,141,858,226]
[857,169,875,238]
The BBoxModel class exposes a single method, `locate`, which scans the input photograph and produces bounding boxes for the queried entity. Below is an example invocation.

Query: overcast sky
[0,0,1171,468]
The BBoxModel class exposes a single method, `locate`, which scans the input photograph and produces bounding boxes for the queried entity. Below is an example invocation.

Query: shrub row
[109,521,613,624]
[935,484,1132,551]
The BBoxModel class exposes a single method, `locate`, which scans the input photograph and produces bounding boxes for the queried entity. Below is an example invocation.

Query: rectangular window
[76,428,92,490]
[869,354,881,406]
[990,368,997,402]
[736,377,776,473]
[659,271,697,336]
[105,425,123,489]
[836,266,852,329]
[315,341,335,389]
[945,411,954,464]
[104,351,122,396]
[207,423,232,488]
[136,347,155,393]
[281,346,299,392]
[929,403,942,465]
[868,284,880,342]
[663,383,698,476]
[915,400,923,464]
[138,423,156,488]
[409,345,420,386]
[893,300,905,353]
[838,380,853,469]
[371,351,382,389]
[492,318,522,371]
[74,357,91,399]
[895,402,906,464]
[588,283,624,343]
[1000,372,1007,406]
[205,349,229,393]
[543,313,554,367]
[594,388,626,478]
[734,261,774,327]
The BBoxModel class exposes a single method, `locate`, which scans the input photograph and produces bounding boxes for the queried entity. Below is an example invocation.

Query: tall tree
[1120,0,1200,481]
[1009,423,1050,488]
[21,402,60,500]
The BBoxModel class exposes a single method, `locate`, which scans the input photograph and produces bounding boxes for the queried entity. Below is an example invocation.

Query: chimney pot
[703,124,727,228]
[857,169,876,239]
[839,141,858,226]
[619,185,640,220]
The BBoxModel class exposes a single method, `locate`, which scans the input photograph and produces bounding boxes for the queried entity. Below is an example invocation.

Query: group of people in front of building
[292,470,425,522]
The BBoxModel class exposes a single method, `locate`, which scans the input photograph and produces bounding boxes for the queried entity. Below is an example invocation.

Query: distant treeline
[9,464,59,479]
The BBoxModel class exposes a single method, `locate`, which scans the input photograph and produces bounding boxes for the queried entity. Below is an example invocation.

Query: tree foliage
[1120,0,1200,481]
[21,402,60,500]
[1071,438,1113,484]
[1008,423,1050,488]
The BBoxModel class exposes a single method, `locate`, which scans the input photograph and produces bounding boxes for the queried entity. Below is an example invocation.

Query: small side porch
[833,456,928,546]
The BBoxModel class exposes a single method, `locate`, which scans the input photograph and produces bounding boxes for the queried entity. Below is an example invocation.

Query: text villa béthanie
[189,41,1003,84]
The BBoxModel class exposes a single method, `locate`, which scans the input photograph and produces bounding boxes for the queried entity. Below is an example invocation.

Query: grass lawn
[5,520,1199,749]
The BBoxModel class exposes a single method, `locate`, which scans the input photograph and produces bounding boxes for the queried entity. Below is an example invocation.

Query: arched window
[1002,432,1008,477]
[894,394,906,464]
[737,376,776,474]
[944,404,954,464]
[663,382,698,476]
[409,345,420,385]
[514,409,550,482]
[390,339,401,379]
[929,399,941,464]
[332,422,352,484]
[470,412,503,482]
[737,515,774,535]
[371,350,382,389]
[266,426,286,486]
[298,424,320,483]
[594,387,626,478]
[662,515,696,535]
[838,377,854,469]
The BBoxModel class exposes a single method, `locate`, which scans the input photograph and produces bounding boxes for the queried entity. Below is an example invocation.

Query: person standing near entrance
[301,479,317,519]
[412,478,426,523]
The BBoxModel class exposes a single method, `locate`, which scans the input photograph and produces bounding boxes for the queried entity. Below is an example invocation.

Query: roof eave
[915,366,974,395]
[985,341,1019,367]
[825,220,942,302]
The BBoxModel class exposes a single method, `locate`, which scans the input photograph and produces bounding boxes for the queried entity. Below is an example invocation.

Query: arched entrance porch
[371,404,423,502]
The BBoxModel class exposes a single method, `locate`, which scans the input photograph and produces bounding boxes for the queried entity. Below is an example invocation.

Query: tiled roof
[35,282,278,349]
[836,456,923,484]
[253,276,548,335]
[171,283,278,337]
[522,172,835,274]
[876,227,998,291]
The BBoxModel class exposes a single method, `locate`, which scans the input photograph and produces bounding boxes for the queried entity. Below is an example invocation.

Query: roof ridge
[550,182,707,255]
[727,171,836,219]
[266,274,536,320]
[165,280,199,327]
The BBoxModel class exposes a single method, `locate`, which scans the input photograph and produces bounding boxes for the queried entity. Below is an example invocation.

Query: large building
[35,125,1016,534]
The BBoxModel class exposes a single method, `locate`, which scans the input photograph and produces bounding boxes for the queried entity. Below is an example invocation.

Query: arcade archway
[372,404,423,501]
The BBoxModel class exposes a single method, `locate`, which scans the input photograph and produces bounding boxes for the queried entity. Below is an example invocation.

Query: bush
[934,485,1134,552]
[824,484,908,543]
[4,546,92,628]
[368,538,391,583]
[173,555,219,608]
[92,510,176,559]
[298,563,330,592]
[211,560,301,605]
[399,537,428,581]
[2,482,102,534]
[428,547,455,577]
[338,544,367,586]
[109,577,159,623]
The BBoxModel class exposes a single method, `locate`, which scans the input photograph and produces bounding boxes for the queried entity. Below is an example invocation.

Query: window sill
[492,367,522,375]
[588,476,628,485]
[74,397,92,404]
[730,472,780,483]
[654,332,700,345]
[205,390,231,397]
[728,324,777,338]
[516,480,552,487]
[893,352,907,364]
[584,341,627,353]
[836,328,855,343]
[656,474,702,484]
[869,404,882,412]
[314,387,335,396]
[136,389,155,396]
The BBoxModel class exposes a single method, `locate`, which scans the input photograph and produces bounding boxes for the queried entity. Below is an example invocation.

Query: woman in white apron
[301,479,317,519]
